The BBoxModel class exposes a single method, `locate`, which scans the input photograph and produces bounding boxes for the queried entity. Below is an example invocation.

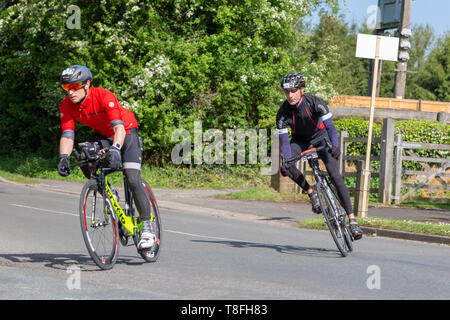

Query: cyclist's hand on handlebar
[57,154,71,177]
[105,146,121,170]
[329,145,341,159]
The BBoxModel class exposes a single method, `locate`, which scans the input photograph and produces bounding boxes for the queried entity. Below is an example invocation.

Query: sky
[310,0,449,37]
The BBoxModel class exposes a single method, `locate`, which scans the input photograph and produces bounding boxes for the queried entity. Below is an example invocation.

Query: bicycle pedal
[139,249,155,258]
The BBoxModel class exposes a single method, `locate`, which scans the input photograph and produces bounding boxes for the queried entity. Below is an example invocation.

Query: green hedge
[0,0,334,161]
[334,117,450,171]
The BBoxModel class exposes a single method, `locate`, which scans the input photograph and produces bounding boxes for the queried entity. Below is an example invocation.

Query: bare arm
[59,137,74,156]
[112,124,126,149]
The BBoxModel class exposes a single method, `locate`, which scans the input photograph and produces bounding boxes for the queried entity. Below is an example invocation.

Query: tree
[298,12,371,99]
[407,31,449,101]
[404,24,436,100]
[0,0,339,161]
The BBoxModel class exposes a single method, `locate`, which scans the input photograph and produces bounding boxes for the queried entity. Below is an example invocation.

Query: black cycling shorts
[80,128,143,178]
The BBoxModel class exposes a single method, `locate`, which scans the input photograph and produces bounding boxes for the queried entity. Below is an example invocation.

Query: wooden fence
[329,95,450,113]
[392,135,450,204]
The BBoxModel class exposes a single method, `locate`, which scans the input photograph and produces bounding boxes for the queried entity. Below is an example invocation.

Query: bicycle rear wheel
[79,179,119,270]
[132,179,162,263]
[316,182,350,257]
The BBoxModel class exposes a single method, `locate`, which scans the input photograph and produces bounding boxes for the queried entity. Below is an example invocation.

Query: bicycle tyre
[316,182,349,257]
[132,179,162,263]
[342,223,353,252]
[79,179,119,270]
[325,179,353,252]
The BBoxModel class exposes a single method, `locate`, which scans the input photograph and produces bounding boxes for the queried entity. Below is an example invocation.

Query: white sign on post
[356,34,399,61]
[354,33,399,217]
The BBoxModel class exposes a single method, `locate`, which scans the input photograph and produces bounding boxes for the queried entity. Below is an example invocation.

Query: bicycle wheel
[342,222,353,252]
[326,181,353,252]
[316,182,350,257]
[131,179,162,263]
[79,179,119,270]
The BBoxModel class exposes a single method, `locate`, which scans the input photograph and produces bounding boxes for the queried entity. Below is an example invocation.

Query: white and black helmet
[280,73,306,89]
[60,65,93,84]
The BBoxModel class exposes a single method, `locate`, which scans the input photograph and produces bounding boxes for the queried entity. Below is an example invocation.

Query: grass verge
[213,186,310,202]
[215,186,450,211]
[0,156,269,189]
[299,217,450,237]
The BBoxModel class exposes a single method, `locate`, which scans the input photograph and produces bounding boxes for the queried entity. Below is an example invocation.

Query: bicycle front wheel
[79,179,119,270]
[316,182,350,257]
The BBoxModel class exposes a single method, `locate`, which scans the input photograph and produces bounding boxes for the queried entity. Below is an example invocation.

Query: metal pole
[360,35,381,218]
[394,0,411,99]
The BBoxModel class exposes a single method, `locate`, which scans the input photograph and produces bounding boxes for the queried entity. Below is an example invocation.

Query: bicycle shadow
[0,252,139,272]
[190,239,341,258]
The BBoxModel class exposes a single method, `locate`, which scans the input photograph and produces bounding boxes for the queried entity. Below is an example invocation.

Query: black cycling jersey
[276,94,332,142]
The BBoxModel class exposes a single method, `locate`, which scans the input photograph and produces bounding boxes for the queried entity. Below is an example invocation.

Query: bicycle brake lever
[72,149,81,161]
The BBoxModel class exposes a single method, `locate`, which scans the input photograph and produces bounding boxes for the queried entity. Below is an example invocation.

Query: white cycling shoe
[138,232,155,249]
[138,219,155,250]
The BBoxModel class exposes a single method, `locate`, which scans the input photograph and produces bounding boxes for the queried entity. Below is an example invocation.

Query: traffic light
[398,28,411,62]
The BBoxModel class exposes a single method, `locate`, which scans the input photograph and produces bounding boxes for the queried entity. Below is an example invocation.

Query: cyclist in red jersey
[57,65,155,249]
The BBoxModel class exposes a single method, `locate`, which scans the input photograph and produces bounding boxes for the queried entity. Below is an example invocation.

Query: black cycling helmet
[280,73,306,89]
[60,65,93,84]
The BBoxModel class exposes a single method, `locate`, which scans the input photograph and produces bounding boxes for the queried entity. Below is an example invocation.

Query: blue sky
[310,0,449,37]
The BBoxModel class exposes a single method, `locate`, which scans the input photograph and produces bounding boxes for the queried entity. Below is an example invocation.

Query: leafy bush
[394,119,450,171]
[334,117,382,156]
[0,0,339,163]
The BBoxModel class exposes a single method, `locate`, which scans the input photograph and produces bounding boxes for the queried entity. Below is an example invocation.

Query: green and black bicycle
[71,142,162,270]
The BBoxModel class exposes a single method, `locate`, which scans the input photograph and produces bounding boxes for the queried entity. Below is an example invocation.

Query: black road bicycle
[284,141,353,257]
[70,142,162,270]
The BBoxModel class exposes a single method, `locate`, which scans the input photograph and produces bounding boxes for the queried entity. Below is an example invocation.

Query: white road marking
[164,229,253,244]
[10,204,78,217]
[9,203,257,244]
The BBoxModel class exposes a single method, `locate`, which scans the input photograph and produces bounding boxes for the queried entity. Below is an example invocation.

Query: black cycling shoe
[349,221,363,240]
[308,192,321,214]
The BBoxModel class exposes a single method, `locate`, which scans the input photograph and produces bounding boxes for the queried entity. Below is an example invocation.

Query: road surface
[0,181,449,300]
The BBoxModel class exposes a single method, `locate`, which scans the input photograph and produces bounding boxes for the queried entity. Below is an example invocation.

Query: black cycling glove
[106,146,121,170]
[329,145,341,159]
[57,154,71,177]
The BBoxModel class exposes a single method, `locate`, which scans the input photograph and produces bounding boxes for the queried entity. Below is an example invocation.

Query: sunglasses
[283,88,300,94]
[61,82,84,92]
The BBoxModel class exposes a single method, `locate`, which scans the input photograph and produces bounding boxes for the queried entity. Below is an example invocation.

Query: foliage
[334,117,382,156]
[0,1,448,166]
[414,32,449,101]
[0,0,339,162]
[298,12,370,98]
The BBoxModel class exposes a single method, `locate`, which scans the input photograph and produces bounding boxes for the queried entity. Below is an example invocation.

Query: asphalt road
[0,181,449,300]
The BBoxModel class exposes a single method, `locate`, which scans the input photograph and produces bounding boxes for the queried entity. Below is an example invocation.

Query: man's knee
[124,168,142,188]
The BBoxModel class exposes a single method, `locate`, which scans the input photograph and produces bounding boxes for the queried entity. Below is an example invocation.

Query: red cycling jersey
[60,87,138,138]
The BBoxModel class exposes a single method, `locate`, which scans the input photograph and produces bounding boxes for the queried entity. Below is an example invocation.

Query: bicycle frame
[301,148,343,217]
[97,169,142,237]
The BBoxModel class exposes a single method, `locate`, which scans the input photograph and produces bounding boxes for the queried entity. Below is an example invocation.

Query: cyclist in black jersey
[276,73,363,240]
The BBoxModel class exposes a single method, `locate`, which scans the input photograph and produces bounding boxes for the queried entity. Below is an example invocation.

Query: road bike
[284,140,353,257]
[70,142,162,270]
